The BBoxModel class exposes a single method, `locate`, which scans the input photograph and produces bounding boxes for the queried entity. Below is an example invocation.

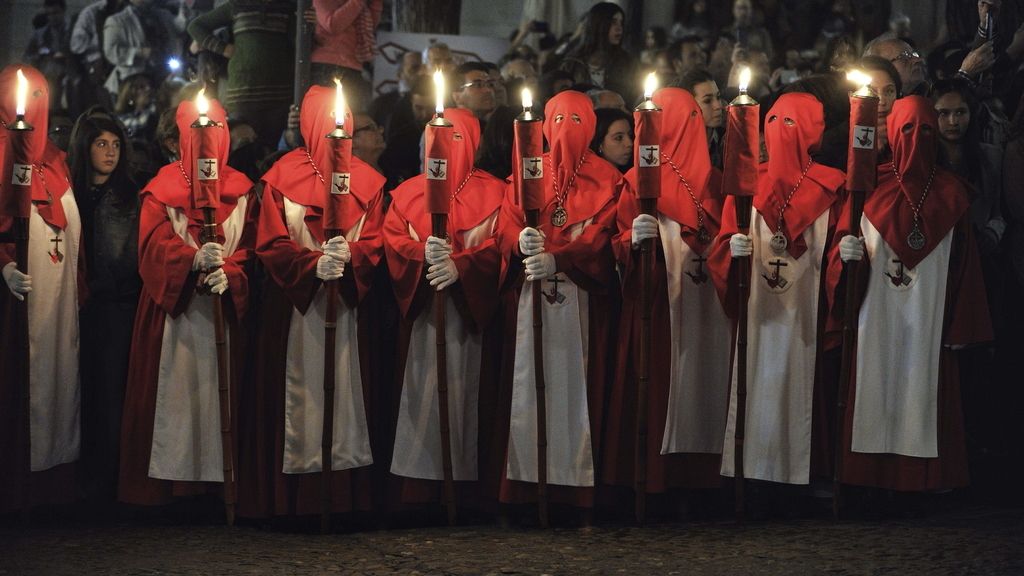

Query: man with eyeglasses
[451,61,500,124]
[864,38,929,96]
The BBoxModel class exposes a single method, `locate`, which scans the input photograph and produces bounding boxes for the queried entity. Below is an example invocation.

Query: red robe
[498,90,623,508]
[240,85,386,518]
[603,88,727,494]
[826,97,993,491]
[0,65,85,512]
[383,108,505,511]
[118,99,256,506]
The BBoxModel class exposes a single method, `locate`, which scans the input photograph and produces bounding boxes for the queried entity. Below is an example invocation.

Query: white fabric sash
[281,198,372,473]
[149,198,246,482]
[390,210,498,481]
[721,208,828,485]
[507,219,594,487]
[851,217,951,458]
[659,217,731,455]
[28,191,81,471]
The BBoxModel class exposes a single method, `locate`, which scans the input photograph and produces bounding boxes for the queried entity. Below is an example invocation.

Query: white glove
[322,236,351,264]
[524,252,556,281]
[631,214,659,248]
[985,217,1006,243]
[426,256,459,290]
[839,235,864,262]
[205,267,229,294]
[193,242,225,270]
[730,233,753,258]
[519,227,545,256]
[316,254,345,281]
[424,235,452,265]
[2,262,32,301]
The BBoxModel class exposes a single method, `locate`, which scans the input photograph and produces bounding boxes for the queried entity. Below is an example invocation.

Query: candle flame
[333,78,346,126]
[15,68,27,116]
[644,72,658,100]
[196,88,209,117]
[433,69,445,114]
[521,87,533,111]
[846,69,873,89]
[738,67,751,93]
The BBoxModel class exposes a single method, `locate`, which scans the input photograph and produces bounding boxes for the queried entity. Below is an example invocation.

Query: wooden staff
[190,94,235,526]
[514,93,547,527]
[722,69,759,521]
[834,75,879,518]
[6,101,36,518]
[425,97,456,525]
[320,92,351,532]
[633,78,661,524]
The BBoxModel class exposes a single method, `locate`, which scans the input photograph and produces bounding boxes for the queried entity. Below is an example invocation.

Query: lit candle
[433,69,445,117]
[643,72,658,101]
[723,66,759,207]
[196,87,210,126]
[738,67,751,98]
[15,69,27,118]
[515,87,543,210]
[634,72,662,201]
[521,87,533,114]
[845,69,879,195]
[333,78,345,127]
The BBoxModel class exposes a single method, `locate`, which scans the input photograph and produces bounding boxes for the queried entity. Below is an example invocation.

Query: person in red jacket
[118,97,257,508]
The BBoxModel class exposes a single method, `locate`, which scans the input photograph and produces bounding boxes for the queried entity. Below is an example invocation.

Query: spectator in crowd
[672,35,708,81]
[589,89,627,112]
[725,0,774,61]
[425,42,456,75]
[707,32,735,89]
[680,68,725,169]
[821,34,858,74]
[114,73,157,141]
[770,49,804,91]
[671,0,712,42]
[501,57,538,87]
[310,0,383,110]
[67,111,141,502]
[560,2,640,104]
[590,107,634,172]
[69,0,124,114]
[653,49,677,87]
[641,26,668,67]
[352,112,386,174]
[484,61,509,108]
[103,0,181,98]
[188,0,294,147]
[859,55,902,161]
[451,61,500,124]
[370,50,423,134]
[863,37,929,96]
[379,74,434,187]
[24,0,73,108]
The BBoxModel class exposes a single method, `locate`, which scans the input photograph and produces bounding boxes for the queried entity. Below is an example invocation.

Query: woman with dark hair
[560,2,640,105]
[590,107,634,172]
[67,111,141,500]
[858,56,902,158]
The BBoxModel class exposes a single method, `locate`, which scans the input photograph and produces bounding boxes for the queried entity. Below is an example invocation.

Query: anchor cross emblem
[762,258,789,289]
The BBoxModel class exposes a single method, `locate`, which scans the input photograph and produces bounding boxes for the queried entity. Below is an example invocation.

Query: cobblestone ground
[2,500,1022,576]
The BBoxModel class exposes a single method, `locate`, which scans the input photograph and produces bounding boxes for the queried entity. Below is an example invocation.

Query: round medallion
[769,230,788,255]
[696,225,711,245]
[551,206,568,227]
[907,226,926,250]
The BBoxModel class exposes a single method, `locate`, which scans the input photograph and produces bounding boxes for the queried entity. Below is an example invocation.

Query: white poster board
[373,31,510,97]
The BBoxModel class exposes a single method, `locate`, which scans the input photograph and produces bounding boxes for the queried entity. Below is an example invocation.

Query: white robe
[507,219,594,487]
[148,198,247,482]
[658,217,732,455]
[28,191,81,472]
[390,210,499,481]
[281,198,373,474]
[721,208,829,485]
[851,217,952,458]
